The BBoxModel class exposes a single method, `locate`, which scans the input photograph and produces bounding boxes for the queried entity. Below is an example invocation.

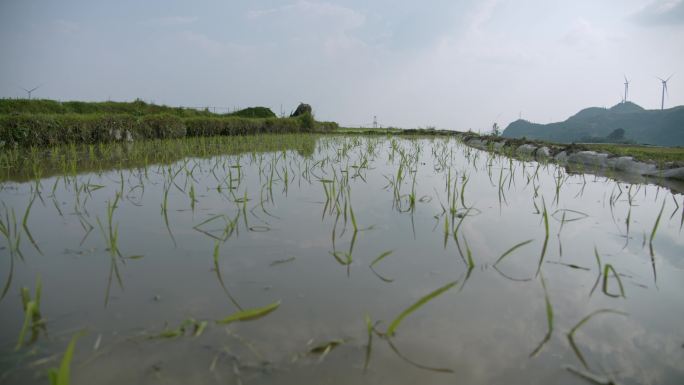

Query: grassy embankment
[0,99,338,148]
[581,144,684,164]
[453,132,684,166]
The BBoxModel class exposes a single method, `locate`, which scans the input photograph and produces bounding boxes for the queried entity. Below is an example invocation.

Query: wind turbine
[623,75,629,103]
[657,74,673,110]
[19,84,42,99]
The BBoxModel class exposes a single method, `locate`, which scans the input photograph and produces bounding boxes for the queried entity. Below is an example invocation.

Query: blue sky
[1,0,683,130]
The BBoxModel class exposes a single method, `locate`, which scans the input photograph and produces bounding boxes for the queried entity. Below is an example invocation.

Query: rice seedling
[48,331,85,385]
[309,338,346,363]
[385,280,457,337]
[21,192,42,255]
[269,256,296,266]
[648,199,666,283]
[460,173,469,208]
[96,194,121,257]
[150,318,208,339]
[216,301,281,324]
[536,199,550,276]
[602,264,625,298]
[15,276,46,350]
[623,206,632,247]
[363,314,375,372]
[567,309,627,370]
[494,239,534,266]
[590,247,603,296]
[330,251,353,266]
[349,198,358,232]
[189,183,197,211]
[546,260,591,270]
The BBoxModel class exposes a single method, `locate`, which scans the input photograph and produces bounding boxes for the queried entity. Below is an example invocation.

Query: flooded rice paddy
[1,134,683,385]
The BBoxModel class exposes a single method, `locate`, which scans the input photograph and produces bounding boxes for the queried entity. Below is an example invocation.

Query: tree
[491,122,501,136]
[607,128,625,141]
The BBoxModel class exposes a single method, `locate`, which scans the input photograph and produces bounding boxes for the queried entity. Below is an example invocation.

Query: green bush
[298,112,315,131]
[138,114,186,139]
[0,98,279,119]
[0,112,335,148]
[0,114,138,147]
[228,107,276,118]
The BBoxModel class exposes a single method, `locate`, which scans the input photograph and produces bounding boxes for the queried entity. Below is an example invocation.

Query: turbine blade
[666,73,674,82]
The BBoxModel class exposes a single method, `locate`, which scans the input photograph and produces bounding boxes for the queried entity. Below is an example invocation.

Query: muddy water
[1,135,683,385]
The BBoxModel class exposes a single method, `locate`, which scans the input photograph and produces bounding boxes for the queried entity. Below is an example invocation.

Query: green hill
[502,102,684,146]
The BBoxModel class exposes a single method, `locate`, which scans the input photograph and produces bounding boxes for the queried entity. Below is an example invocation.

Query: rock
[466,139,487,149]
[554,151,568,162]
[290,103,312,117]
[516,144,537,156]
[610,156,657,174]
[536,146,551,159]
[645,167,684,180]
[566,151,609,168]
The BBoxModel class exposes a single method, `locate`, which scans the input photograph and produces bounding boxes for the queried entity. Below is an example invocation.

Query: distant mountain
[501,102,684,146]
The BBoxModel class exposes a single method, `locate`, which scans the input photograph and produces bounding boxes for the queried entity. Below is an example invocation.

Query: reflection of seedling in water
[369,250,394,282]
[386,280,457,337]
[213,241,242,310]
[1,204,23,301]
[567,309,627,371]
[0,203,23,260]
[648,198,665,284]
[189,183,197,211]
[530,273,553,357]
[16,276,46,350]
[365,280,457,374]
[22,192,42,255]
[96,194,143,306]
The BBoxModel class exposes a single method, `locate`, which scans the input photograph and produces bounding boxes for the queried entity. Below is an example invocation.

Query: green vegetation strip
[0,99,337,148]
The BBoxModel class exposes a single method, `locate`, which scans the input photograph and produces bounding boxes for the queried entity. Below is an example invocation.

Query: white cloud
[466,0,499,35]
[247,1,365,31]
[632,0,684,25]
[140,16,198,27]
[180,31,226,56]
[560,18,606,47]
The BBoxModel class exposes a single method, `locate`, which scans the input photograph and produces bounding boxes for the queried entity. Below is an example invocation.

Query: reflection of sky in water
[0,136,683,385]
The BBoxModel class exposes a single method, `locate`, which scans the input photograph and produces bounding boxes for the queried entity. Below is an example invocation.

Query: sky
[1,0,683,131]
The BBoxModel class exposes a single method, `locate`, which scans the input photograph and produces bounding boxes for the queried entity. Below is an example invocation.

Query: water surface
[1,134,683,385]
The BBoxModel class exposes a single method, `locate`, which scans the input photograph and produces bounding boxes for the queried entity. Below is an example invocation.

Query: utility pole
[373,115,378,129]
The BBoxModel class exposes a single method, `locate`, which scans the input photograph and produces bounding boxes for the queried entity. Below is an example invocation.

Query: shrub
[138,114,186,139]
[0,110,336,148]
